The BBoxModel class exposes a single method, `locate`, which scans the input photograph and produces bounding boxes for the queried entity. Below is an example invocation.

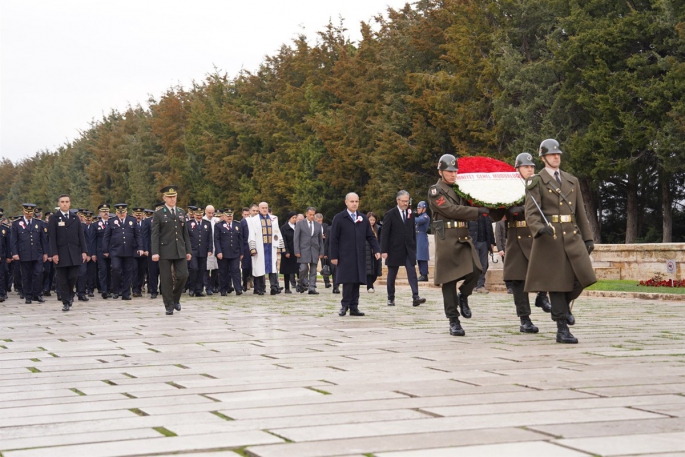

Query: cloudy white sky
[0,0,409,163]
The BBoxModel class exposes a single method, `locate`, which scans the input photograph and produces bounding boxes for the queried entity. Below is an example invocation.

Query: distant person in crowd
[280,211,299,294]
[315,213,332,289]
[365,212,382,293]
[468,213,495,293]
[294,207,324,294]
[415,201,430,282]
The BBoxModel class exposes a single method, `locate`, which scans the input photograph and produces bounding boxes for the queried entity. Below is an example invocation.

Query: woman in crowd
[366,212,382,293]
[279,212,299,293]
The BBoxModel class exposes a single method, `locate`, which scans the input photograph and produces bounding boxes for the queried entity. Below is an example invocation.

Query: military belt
[549,215,574,223]
[445,221,468,229]
[507,221,527,228]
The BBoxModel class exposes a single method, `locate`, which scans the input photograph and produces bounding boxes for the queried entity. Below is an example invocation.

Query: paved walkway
[1,286,684,457]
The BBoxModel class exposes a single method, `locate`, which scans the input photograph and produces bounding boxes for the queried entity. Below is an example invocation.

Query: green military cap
[160,185,178,197]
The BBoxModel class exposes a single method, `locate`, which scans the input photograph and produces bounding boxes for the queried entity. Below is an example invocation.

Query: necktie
[402,210,406,223]
[309,221,313,235]
[351,212,356,221]
[555,171,562,187]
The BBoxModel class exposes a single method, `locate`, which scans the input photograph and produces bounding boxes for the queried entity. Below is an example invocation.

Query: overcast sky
[0,0,409,163]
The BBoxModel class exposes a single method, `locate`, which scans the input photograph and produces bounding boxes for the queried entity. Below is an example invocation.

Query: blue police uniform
[141,214,159,297]
[214,219,243,295]
[240,217,252,290]
[95,216,112,297]
[103,212,142,299]
[76,219,96,299]
[187,217,213,295]
[0,217,9,301]
[11,214,47,302]
[415,204,431,279]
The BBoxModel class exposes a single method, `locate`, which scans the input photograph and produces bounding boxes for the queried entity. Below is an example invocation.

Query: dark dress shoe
[535,293,552,313]
[78,295,89,301]
[88,292,95,297]
[338,308,347,316]
[308,290,319,295]
[236,291,242,296]
[112,294,119,300]
[221,291,227,296]
[0,296,4,302]
[102,293,109,299]
[36,296,45,303]
[270,289,280,295]
[449,318,465,336]
[44,291,52,297]
[507,288,514,294]
[150,293,158,299]
[417,275,428,282]
[194,293,206,297]
[350,310,365,316]
[333,288,340,294]
[25,299,32,304]
[132,293,142,298]
[284,290,292,294]
[174,303,181,311]
[206,290,213,296]
[188,291,195,297]
[278,286,284,291]
[387,300,395,306]
[165,309,174,315]
[567,314,576,326]
[325,283,332,288]
[519,317,539,333]
[122,296,132,300]
[458,293,472,319]
[62,304,70,312]
[412,297,426,307]
[20,293,25,299]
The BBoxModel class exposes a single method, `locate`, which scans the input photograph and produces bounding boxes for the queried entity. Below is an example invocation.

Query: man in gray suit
[294,207,324,294]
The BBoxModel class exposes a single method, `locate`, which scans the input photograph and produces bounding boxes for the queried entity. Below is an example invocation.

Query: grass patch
[305,386,331,395]
[29,358,41,363]
[27,367,41,373]
[210,411,234,421]
[586,280,685,294]
[129,408,148,416]
[166,381,186,389]
[102,380,117,386]
[153,426,177,437]
[69,388,86,396]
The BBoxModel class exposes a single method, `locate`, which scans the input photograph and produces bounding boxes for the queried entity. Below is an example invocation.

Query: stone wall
[423,235,684,281]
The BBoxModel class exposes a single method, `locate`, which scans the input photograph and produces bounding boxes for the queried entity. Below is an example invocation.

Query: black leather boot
[449,317,465,336]
[457,293,471,319]
[556,319,578,344]
[519,316,539,333]
[535,292,552,313]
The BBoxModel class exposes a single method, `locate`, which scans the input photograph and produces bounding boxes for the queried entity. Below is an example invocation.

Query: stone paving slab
[0,287,684,456]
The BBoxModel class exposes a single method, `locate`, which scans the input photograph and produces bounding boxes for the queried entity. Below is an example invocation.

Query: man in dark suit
[315,213,331,288]
[49,195,88,311]
[94,204,112,298]
[187,206,213,297]
[131,207,148,297]
[142,207,159,298]
[11,204,48,304]
[151,185,192,315]
[294,207,324,294]
[381,190,426,307]
[0,209,9,302]
[214,209,243,296]
[75,209,95,302]
[103,203,143,300]
[329,192,381,316]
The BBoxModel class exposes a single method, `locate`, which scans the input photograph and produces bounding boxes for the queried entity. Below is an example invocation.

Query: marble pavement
[0,285,684,456]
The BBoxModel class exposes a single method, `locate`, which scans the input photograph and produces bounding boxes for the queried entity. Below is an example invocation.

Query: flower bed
[638,278,685,288]
[454,157,525,209]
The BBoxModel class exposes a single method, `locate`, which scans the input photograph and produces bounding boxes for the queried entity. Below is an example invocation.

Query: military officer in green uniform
[524,139,597,344]
[151,185,192,315]
[428,154,490,336]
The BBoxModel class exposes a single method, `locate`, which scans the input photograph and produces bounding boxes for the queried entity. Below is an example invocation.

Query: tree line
[2,0,684,243]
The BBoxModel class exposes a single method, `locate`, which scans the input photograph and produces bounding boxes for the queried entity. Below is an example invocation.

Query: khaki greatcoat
[524,169,597,292]
[502,206,533,282]
[427,179,481,285]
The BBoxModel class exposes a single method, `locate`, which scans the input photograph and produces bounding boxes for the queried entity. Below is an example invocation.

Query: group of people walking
[1,138,596,344]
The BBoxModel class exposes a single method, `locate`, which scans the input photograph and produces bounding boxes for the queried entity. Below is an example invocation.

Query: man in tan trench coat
[428,154,490,336]
[524,139,597,344]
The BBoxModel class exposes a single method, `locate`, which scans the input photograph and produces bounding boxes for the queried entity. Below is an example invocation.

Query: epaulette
[525,175,540,191]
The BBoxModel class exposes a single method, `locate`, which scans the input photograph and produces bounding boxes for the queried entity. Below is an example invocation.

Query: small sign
[666,260,676,274]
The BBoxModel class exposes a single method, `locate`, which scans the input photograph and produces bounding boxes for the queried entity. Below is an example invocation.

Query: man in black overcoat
[329,192,380,316]
[380,190,426,307]
[48,195,88,311]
